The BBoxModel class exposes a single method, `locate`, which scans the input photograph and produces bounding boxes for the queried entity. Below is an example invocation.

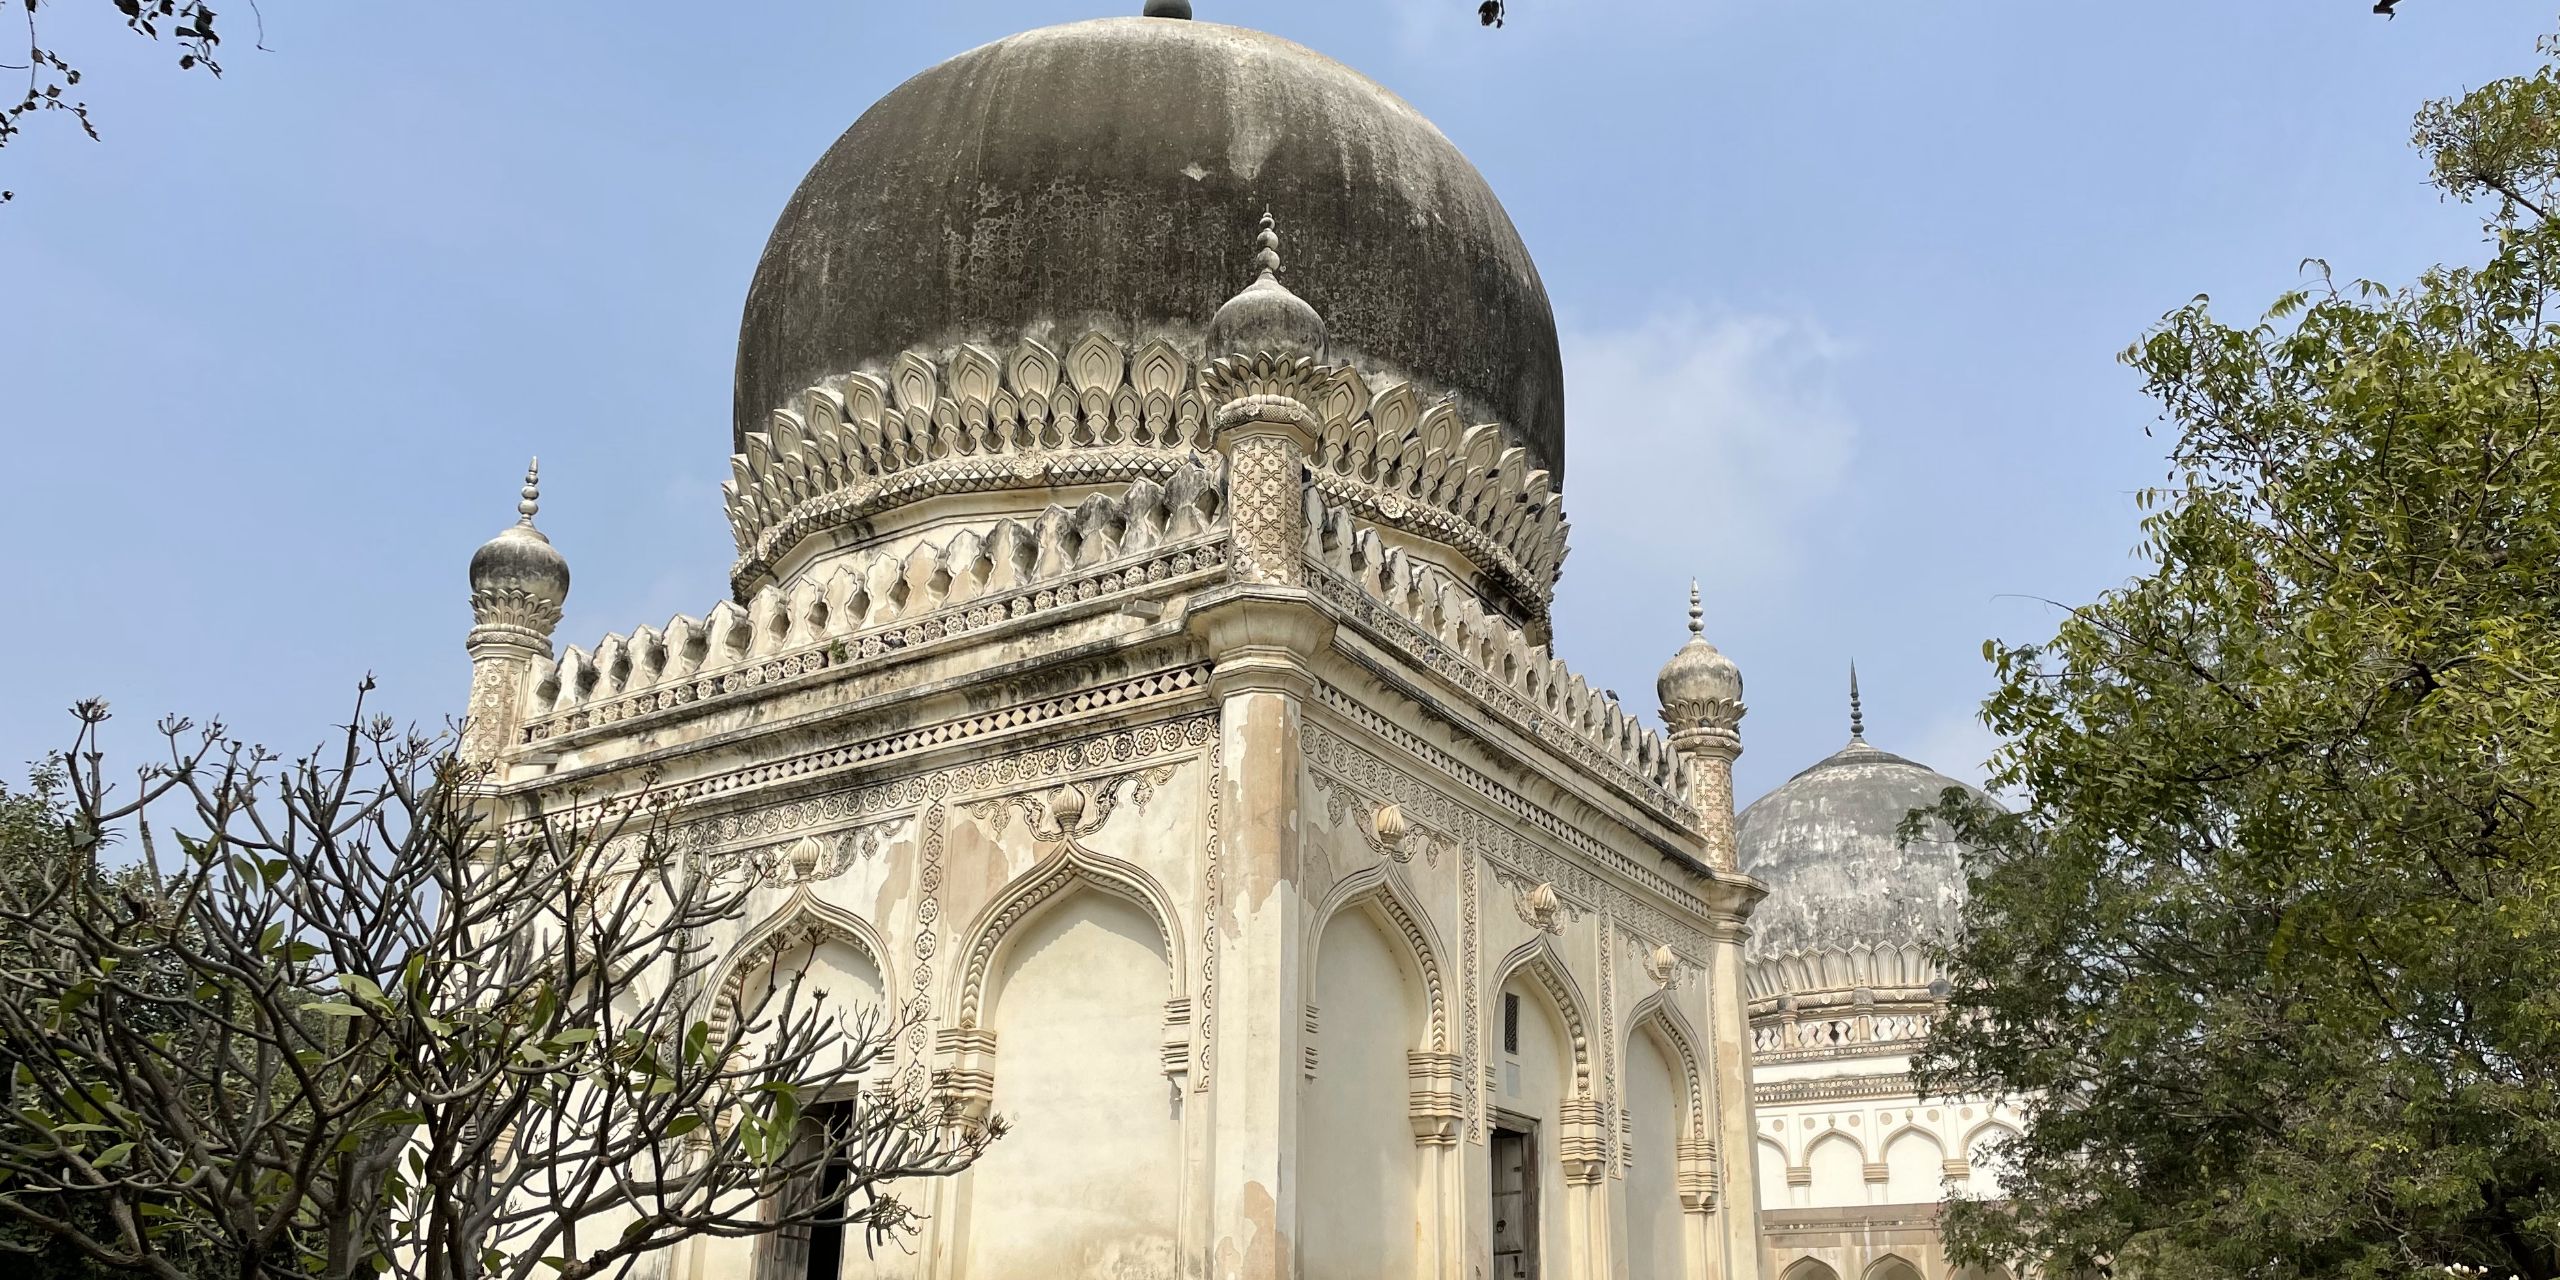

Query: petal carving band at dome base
[726,331,1568,620]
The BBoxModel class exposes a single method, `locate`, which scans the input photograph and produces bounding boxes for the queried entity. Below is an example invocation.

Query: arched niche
[1804,1131,1865,1206]
[1623,993,1706,1145]
[1621,1023,1684,1280]
[705,890,896,1049]
[1865,1253,1925,1280]
[1962,1121,2019,1197]
[1491,938,1594,1097]
[957,885,1182,1278]
[1881,1125,1945,1203]
[1305,869,1450,1051]
[1783,1257,1843,1280]
[947,845,1186,1031]
[1300,882,1432,1280]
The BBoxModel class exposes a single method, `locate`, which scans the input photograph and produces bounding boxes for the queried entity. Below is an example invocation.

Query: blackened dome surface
[1735,741,1992,963]
[735,17,1566,478]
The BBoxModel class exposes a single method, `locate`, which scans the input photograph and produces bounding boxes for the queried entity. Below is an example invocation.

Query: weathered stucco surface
[1733,724,2019,1280]
[733,17,1567,481]
[458,10,1773,1280]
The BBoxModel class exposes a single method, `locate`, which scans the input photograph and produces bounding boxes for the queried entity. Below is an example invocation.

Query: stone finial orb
[1656,579,1743,735]
[1048,784,1088,829]
[468,459,571,638]
[1205,211,1327,359]
[1372,802,1408,850]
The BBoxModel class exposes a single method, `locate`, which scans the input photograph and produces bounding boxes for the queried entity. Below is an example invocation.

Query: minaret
[461,460,570,769]
[1655,582,1765,1278]
[1655,580,1746,868]
[1201,210,1328,586]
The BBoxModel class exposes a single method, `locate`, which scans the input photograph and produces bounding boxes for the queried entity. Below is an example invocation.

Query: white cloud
[1557,308,1858,589]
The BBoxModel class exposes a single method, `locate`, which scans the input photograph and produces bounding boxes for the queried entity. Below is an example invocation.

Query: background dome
[1736,737,1991,966]
[734,15,1566,478]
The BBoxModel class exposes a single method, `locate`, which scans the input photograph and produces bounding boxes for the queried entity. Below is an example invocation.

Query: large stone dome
[734,13,1566,479]
[1736,736,1989,967]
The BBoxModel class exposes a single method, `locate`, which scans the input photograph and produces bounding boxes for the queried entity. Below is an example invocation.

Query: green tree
[0,768,233,1279]
[1918,29,2560,1280]
[3,1,231,202]
[0,693,993,1280]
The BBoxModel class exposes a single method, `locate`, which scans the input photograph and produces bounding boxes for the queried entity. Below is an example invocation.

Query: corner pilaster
[1190,590,1331,1280]
[1701,877,1768,1280]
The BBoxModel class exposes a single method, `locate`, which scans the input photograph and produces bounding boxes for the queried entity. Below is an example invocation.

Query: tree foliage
[2,0,233,201]
[0,692,993,1280]
[1918,28,2560,1280]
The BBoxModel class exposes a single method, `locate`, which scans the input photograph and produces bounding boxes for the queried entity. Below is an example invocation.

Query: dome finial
[1849,661,1866,743]
[1254,210,1283,281]
[1657,576,1744,739]
[1142,0,1193,17]
[470,458,571,643]
[1206,209,1327,358]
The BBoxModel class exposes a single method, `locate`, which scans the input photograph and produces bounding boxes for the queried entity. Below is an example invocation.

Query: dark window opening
[805,1101,857,1280]
[1503,990,1522,1055]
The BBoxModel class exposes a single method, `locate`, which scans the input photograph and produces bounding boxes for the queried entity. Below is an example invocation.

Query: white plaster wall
[958,890,1181,1280]
[1882,1128,1943,1204]
[1963,1124,2017,1198]
[1805,1132,1864,1205]
[1301,904,1424,1280]
[1757,1137,1792,1211]
[755,936,891,1079]
[1622,1031,1684,1280]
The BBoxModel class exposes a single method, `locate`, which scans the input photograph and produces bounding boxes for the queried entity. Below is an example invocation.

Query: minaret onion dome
[1656,580,1744,737]
[467,459,571,645]
[1205,212,1328,360]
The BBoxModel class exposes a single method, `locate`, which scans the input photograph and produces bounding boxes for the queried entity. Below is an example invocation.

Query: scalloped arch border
[1307,866,1451,1054]
[948,845,1187,1029]
[1493,936,1594,1096]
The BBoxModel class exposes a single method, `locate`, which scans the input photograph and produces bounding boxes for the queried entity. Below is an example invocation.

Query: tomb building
[1738,671,2018,1280]
[459,7,1771,1279]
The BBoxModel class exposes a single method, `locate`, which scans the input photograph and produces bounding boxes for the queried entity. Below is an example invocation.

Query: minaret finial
[1687,579,1704,637]
[1253,211,1282,281]
[517,458,542,525]
[1849,661,1866,743]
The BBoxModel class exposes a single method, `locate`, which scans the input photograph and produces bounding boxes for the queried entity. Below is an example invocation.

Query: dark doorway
[763,1099,861,1280]
[1490,1115,1541,1280]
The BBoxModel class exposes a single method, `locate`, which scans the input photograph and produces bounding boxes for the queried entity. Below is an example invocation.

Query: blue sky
[0,0,2544,804]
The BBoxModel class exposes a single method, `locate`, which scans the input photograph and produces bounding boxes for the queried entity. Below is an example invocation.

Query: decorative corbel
[1677,1136,1720,1212]
[1406,1051,1465,1146]
[1557,1096,1609,1185]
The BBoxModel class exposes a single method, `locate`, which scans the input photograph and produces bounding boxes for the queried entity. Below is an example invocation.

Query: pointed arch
[1960,1118,2021,1156]
[1307,866,1450,1053]
[1625,990,1708,1143]
[949,844,1185,1028]
[1864,1254,1924,1280]
[1493,936,1594,1095]
[1782,1258,1841,1280]
[703,888,896,1043]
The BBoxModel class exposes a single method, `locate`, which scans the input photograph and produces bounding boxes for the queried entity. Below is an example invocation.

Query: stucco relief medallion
[1645,942,1689,990]
[1517,881,1566,935]
[1310,771,1452,867]
[960,763,1179,848]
